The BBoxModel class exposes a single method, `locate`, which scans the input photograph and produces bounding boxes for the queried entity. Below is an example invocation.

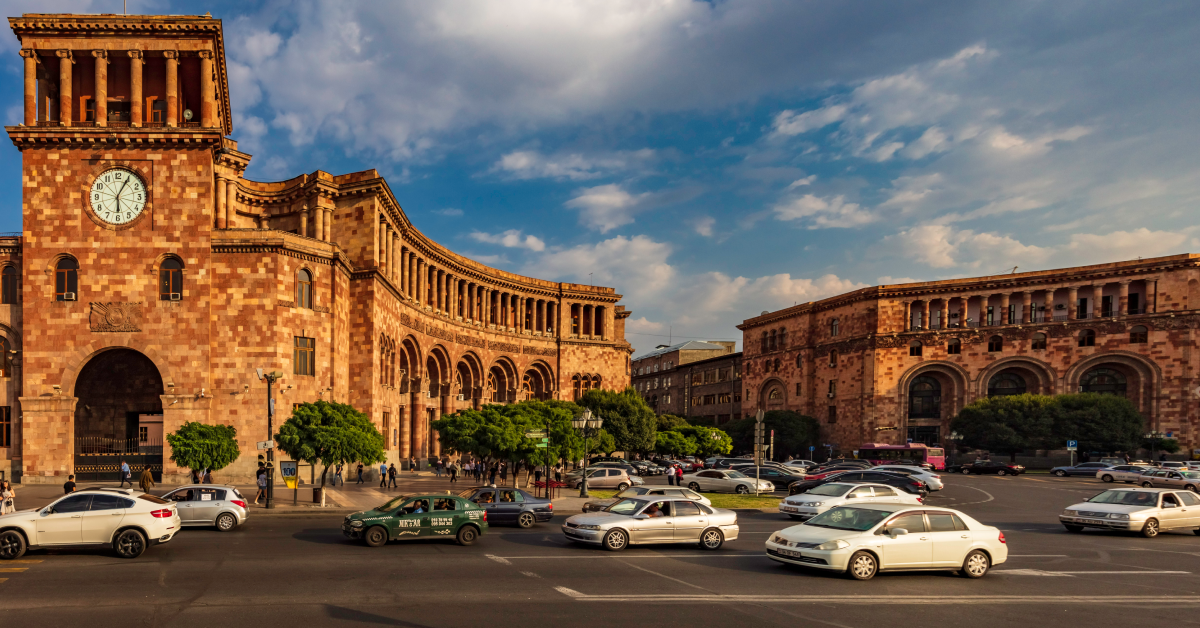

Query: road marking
[520,571,542,579]
[0,578,6,584]
[488,553,762,559]
[954,484,995,506]
[552,588,1200,604]
[485,554,512,565]
[995,569,1189,577]
[4,560,42,564]
[0,568,28,573]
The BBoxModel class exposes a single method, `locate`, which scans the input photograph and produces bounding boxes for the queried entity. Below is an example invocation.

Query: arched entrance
[73,348,165,481]
[907,376,941,445]
[987,371,1027,396]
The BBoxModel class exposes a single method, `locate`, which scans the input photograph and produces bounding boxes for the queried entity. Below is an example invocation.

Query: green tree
[434,399,590,468]
[274,401,386,488]
[1142,437,1181,454]
[579,387,657,454]
[656,414,688,432]
[1049,393,1144,454]
[654,430,696,456]
[725,411,820,460]
[676,424,733,458]
[166,422,241,476]
[951,394,1056,462]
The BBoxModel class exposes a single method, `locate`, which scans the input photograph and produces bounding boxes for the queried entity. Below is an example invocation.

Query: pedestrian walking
[388,463,398,488]
[0,480,15,515]
[554,463,562,484]
[499,461,508,486]
[356,463,364,484]
[449,462,459,483]
[675,465,683,486]
[489,463,498,486]
[333,463,343,487]
[203,468,214,484]
[534,467,543,485]
[379,461,389,487]
[475,462,483,483]
[63,475,77,494]
[434,458,443,478]
[410,456,418,474]
[118,459,133,488]
[254,464,267,505]
[138,465,155,495]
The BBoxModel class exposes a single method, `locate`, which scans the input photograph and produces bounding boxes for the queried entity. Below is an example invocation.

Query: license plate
[1084,519,1106,525]
[776,548,803,558]
[780,506,798,512]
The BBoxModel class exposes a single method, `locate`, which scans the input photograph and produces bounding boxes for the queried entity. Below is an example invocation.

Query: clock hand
[115,177,130,214]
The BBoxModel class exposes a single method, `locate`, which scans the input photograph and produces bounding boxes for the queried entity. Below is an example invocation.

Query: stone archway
[896,361,971,447]
[73,348,165,481]
[1065,351,1161,421]
[977,357,1056,399]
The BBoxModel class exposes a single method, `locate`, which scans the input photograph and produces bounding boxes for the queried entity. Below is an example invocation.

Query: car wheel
[961,468,971,475]
[456,525,479,546]
[846,551,877,581]
[1063,524,1084,533]
[1193,528,1200,536]
[113,529,146,559]
[1186,485,1197,493]
[616,483,629,491]
[364,526,389,547]
[735,484,750,495]
[1053,470,1067,477]
[996,470,1007,476]
[961,550,990,578]
[1141,518,1160,538]
[699,528,724,550]
[1101,475,1114,483]
[216,513,237,532]
[688,482,701,492]
[0,530,26,560]
[1142,481,1154,488]
[603,529,628,552]
[517,512,536,529]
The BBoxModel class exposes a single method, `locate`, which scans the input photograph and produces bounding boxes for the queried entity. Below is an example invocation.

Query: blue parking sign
[809,446,815,452]
[1067,440,1078,448]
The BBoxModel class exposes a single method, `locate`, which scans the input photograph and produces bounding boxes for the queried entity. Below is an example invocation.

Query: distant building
[631,341,738,420]
[681,351,743,425]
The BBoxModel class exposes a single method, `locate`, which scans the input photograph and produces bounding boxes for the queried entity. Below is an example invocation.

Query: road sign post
[1067,440,1078,466]
[279,460,299,505]
[754,410,764,496]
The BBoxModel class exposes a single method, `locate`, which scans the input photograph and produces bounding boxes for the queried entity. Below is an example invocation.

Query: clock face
[89,168,147,225]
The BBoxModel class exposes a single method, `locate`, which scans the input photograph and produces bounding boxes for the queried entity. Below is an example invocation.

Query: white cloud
[490,149,653,181]
[564,184,652,233]
[772,194,876,228]
[900,126,950,159]
[986,126,1092,158]
[693,216,716,237]
[527,235,675,301]
[884,224,1051,269]
[433,208,464,217]
[468,229,546,252]
[771,104,849,136]
[1063,228,1190,266]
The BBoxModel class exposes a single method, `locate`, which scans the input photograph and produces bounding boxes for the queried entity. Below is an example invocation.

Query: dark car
[457,487,553,528]
[801,464,874,481]
[629,460,664,475]
[589,461,641,476]
[344,494,488,547]
[729,466,806,490]
[952,460,1026,476]
[1047,462,1111,477]
[788,470,927,496]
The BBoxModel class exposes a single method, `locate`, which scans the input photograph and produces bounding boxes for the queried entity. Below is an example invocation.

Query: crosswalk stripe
[0,568,29,573]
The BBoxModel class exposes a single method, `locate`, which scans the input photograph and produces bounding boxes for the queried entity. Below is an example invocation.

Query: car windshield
[1088,491,1158,506]
[807,483,852,496]
[805,507,891,531]
[726,471,748,479]
[615,487,648,498]
[376,495,412,512]
[1180,472,1200,479]
[606,498,646,515]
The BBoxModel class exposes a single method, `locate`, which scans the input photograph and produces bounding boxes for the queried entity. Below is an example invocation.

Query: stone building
[631,341,736,418]
[738,255,1200,454]
[680,351,743,425]
[1,13,631,483]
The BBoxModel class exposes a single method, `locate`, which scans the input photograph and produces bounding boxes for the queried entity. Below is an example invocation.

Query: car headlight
[817,540,851,551]
[1109,513,1130,520]
[805,501,824,507]
[1061,509,1077,516]
[350,520,364,528]
[771,534,788,545]
[576,524,603,530]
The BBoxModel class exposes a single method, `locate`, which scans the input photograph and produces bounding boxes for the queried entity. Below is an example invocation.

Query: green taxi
[342,494,488,547]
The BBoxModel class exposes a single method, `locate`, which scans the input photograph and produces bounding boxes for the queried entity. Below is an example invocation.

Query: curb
[249,508,358,516]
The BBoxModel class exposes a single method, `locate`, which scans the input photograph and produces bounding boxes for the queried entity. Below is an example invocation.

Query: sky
[1,1,1198,356]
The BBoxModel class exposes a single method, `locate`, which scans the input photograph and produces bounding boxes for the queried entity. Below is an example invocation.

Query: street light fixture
[572,409,602,498]
[257,368,284,509]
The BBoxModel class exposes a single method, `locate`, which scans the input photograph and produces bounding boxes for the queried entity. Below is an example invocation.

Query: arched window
[987,335,1003,352]
[0,336,10,378]
[828,380,836,396]
[773,358,780,372]
[592,375,602,390]
[55,257,79,301]
[1032,332,1047,350]
[779,329,787,348]
[296,269,313,309]
[768,388,782,400]
[571,374,582,401]
[1130,325,1148,344]
[769,329,777,351]
[159,258,183,300]
[1078,329,1096,347]
[908,376,941,418]
[796,353,803,369]
[830,318,839,337]
[947,338,961,355]
[760,332,768,353]
[988,372,1027,396]
[1,266,17,304]
[1081,367,1126,396]
[909,341,923,357]
[829,350,838,367]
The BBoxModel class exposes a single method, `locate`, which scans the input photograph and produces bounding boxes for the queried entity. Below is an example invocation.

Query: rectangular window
[734,391,741,403]
[985,306,994,326]
[139,426,148,443]
[1129,293,1140,314]
[1007,304,1016,325]
[1077,298,1088,318]
[827,405,837,424]
[0,406,9,447]
[795,382,801,396]
[84,98,96,122]
[107,101,131,122]
[383,412,392,448]
[691,373,702,386]
[293,336,316,376]
[1,268,17,304]
[1101,295,1113,317]
[151,99,166,123]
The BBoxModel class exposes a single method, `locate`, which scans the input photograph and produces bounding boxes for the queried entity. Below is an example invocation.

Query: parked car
[1136,469,1200,492]
[728,466,807,490]
[783,459,819,471]
[457,487,553,528]
[562,495,739,551]
[788,470,927,497]
[1097,465,1153,483]
[160,484,249,531]
[803,465,879,481]
[582,486,711,513]
[777,482,923,520]
[953,460,1026,476]
[0,488,180,560]
[585,461,640,477]
[707,457,755,469]
[870,465,945,491]
[1099,457,1125,466]
[1158,461,1188,471]
[628,460,664,476]
[568,468,644,490]
[728,461,792,475]
[765,503,1008,580]
[683,469,774,494]
[1050,462,1113,477]
[1059,488,1200,537]
[343,494,488,546]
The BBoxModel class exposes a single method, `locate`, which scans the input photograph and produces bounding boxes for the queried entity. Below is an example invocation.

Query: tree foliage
[433,400,588,466]
[578,387,658,454]
[654,430,696,456]
[725,411,820,459]
[656,414,688,432]
[166,422,241,474]
[675,425,733,458]
[274,401,386,487]
[1049,393,1144,454]
[951,394,1055,461]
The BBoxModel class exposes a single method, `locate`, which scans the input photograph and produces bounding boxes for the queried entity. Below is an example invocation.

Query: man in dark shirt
[63,474,77,494]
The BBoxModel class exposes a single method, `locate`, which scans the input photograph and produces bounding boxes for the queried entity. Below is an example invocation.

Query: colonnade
[902,279,1157,330]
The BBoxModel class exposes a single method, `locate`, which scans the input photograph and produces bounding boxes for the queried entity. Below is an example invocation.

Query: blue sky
[2,1,1199,355]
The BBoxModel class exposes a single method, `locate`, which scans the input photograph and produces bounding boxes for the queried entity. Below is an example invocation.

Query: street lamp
[256,368,283,509]
[572,409,603,498]
[947,431,962,466]
[1145,431,1166,463]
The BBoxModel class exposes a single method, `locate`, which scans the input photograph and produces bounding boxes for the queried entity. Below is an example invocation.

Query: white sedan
[683,469,774,494]
[765,503,1008,580]
[872,465,945,491]
[778,482,923,520]
[0,488,180,560]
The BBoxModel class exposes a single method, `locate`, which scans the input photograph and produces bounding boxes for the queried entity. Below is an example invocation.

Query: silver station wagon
[1060,488,1200,537]
[563,495,739,551]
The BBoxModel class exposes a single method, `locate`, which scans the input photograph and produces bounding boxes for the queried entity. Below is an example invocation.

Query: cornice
[6,126,224,150]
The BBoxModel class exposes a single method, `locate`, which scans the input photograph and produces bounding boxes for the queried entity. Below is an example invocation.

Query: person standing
[388,463,398,488]
[203,468,214,484]
[489,463,498,486]
[554,463,562,485]
[499,461,508,486]
[675,465,684,486]
[63,475,77,494]
[356,463,365,484]
[0,480,15,515]
[254,464,267,505]
[667,464,676,486]
[118,459,132,488]
[138,465,155,495]
[434,458,443,478]
[333,463,343,487]
[534,466,543,485]
[378,461,389,488]
[409,456,418,474]
[449,461,458,484]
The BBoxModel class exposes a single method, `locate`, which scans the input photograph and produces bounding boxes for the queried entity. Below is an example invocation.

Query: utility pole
[257,368,283,509]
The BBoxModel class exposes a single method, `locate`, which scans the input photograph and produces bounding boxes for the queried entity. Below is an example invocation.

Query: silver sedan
[582,486,711,513]
[563,496,739,551]
[160,485,249,531]
[1096,465,1153,483]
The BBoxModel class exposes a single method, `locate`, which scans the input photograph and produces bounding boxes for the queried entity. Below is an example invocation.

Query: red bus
[859,443,946,470]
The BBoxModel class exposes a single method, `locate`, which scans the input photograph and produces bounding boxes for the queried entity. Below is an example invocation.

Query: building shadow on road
[325,605,432,627]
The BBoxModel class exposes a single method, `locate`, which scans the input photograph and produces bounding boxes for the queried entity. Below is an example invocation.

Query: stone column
[920,301,930,329]
[20,50,36,126]
[215,176,227,229]
[386,226,395,280]
[1068,287,1079,319]
[227,177,238,227]
[199,50,215,128]
[409,254,417,299]
[548,301,557,334]
[324,208,332,241]
[1000,293,1010,325]
[128,51,142,127]
[399,406,411,460]
[391,234,400,282]
[1093,285,1104,319]
[538,299,547,332]
[1119,281,1131,316]
[314,201,324,241]
[902,301,911,330]
[93,50,107,126]
[1022,291,1032,324]
[1151,280,1158,313]
[165,50,179,126]
[416,259,425,305]
[300,205,309,238]
[57,50,72,126]
[439,270,447,313]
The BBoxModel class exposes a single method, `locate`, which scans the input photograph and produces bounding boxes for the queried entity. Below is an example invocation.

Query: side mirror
[845,494,856,499]
[633,514,649,520]
[888,528,909,537]
[1164,502,1178,509]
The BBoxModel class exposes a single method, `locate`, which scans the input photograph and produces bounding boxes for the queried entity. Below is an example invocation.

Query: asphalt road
[2,474,1199,627]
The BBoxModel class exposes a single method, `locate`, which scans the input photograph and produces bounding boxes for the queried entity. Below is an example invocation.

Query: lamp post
[256,368,283,509]
[947,431,961,467]
[572,409,602,498]
[1145,431,1166,463]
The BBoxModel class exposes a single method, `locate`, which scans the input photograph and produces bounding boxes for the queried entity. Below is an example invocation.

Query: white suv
[0,488,180,560]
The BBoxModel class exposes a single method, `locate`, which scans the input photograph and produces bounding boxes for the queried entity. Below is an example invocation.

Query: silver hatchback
[1097,465,1153,483]
[1138,469,1200,492]
[160,485,249,531]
